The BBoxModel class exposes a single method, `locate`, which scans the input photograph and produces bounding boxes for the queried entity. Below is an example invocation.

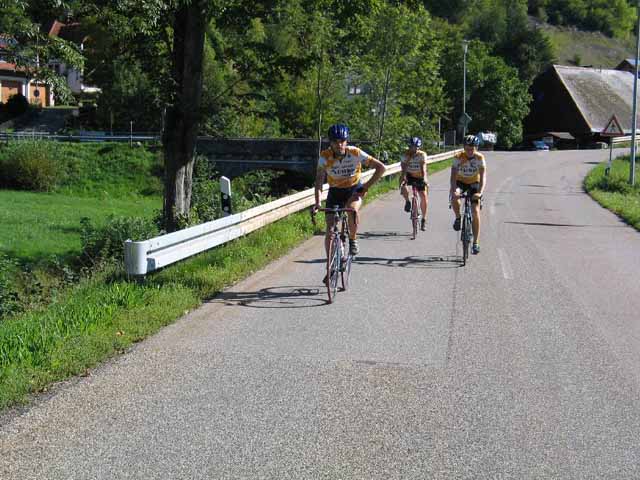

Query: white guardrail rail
[611,135,635,144]
[124,149,462,276]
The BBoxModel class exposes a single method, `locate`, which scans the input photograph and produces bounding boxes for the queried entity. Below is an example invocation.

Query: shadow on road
[358,230,412,241]
[209,286,328,308]
[355,255,461,269]
[505,221,626,229]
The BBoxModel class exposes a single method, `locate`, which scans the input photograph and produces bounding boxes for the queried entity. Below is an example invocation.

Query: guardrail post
[124,239,149,277]
[220,176,232,217]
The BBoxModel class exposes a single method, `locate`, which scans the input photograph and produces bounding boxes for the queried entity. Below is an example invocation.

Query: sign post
[601,114,625,177]
[220,176,232,217]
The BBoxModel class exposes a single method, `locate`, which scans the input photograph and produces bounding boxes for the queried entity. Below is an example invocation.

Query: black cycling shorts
[406,175,428,192]
[456,181,481,203]
[326,183,364,209]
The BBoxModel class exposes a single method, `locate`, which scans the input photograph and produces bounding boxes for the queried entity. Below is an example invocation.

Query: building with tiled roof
[0,20,98,107]
[0,37,52,106]
[524,64,640,144]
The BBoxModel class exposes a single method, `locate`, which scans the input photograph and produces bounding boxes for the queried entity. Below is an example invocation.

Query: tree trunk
[163,2,207,232]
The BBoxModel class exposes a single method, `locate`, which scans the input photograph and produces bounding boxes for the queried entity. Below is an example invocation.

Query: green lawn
[0,141,163,262]
[584,156,640,230]
[0,190,161,262]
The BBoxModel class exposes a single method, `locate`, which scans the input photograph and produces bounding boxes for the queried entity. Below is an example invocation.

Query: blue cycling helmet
[463,134,480,146]
[328,124,350,141]
[408,136,422,148]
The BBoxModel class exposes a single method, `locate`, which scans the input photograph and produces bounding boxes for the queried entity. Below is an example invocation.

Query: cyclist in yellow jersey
[314,123,386,259]
[399,136,429,231]
[450,134,486,254]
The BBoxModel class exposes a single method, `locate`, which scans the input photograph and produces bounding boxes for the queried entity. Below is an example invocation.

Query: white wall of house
[49,60,98,94]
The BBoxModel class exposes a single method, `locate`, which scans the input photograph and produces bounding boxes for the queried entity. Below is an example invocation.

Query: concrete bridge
[195,138,326,179]
[195,137,374,179]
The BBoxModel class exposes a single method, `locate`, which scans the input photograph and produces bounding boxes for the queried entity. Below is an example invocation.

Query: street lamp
[463,39,469,138]
[631,2,640,186]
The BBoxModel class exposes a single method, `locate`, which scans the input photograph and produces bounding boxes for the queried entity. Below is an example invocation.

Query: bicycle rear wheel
[326,235,341,303]
[411,196,419,240]
[341,252,353,291]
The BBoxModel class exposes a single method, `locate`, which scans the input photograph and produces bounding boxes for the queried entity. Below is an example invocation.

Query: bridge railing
[124,149,462,276]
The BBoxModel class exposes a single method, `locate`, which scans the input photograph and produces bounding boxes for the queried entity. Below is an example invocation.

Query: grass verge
[584,156,640,230]
[0,159,452,411]
[0,190,161,262]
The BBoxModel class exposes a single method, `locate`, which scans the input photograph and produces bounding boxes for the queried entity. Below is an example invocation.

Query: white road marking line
[498,248,513,280]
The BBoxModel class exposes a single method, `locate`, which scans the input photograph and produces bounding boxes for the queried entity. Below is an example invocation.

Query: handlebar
[310,206,358,226]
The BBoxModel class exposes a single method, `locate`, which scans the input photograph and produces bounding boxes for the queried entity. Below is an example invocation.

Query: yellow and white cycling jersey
[401,149,428,178]
[318,146,372,188]
[453,151,486,184]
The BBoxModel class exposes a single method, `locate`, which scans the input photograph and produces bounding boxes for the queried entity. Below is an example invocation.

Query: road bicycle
[450,191,480,266]
[311,205,357,303]
[459,191,473,265]
[401,179,428,240]
[408,183,423,240]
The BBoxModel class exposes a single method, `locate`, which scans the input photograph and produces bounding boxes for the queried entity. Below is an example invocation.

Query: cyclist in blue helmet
[400,136,429,230]
[314,123,386,266]
[450,134,486,254]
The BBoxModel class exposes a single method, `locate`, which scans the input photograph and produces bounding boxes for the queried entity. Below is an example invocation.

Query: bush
[80,215,160,265]
[0,255,21,318]
[0,141,59,191]
[5,93,29,117]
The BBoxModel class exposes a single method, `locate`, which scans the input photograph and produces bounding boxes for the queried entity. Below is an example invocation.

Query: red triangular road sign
[601,115,624,136]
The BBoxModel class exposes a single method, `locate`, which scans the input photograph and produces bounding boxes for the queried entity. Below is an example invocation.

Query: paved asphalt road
[2,149,640,479]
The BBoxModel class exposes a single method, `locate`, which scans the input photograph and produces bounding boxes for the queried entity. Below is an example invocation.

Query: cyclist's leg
[470,183,481,248]
[472,202,481,244]
[324,187,342,256]
[401,178,411,212]
[400,182,410,201]
[452,181,464,217]
[346,195,363,240]
[452,181,464,230]
[324,215,336,257]
[418,183,428,219]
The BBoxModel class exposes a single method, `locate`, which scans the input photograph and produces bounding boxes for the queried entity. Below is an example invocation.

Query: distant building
[0,37,53,106]
[615,58,638,74]
[524,64,639,145]
[44,20,99,96]
[0,20,98,107]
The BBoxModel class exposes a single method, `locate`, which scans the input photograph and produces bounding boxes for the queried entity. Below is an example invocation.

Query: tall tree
[163,1,211,231]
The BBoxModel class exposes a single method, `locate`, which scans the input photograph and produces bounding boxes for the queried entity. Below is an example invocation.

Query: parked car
[532,140,550,151]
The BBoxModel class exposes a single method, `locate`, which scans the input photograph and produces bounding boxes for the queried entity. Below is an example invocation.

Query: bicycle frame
[409,184,421,240]
[311,206,358,303]
[449,190,477,266]
[460,192,473,265]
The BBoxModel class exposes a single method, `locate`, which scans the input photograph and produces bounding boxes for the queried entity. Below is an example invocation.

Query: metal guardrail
[0,131,160,143]
[611,135,636,144]
[124,149,462,276]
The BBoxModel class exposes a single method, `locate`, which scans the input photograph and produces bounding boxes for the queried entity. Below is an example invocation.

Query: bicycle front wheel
[341,253,353,291]
[326,235,341,303]
[411,196,419,240]
[461,212,471,265]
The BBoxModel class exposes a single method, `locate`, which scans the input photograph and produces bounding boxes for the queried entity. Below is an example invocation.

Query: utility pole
[631,1,640,186]
[463,40,469,139]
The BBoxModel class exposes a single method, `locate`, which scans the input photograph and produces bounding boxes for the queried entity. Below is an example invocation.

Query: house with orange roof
[0,20,98,107]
